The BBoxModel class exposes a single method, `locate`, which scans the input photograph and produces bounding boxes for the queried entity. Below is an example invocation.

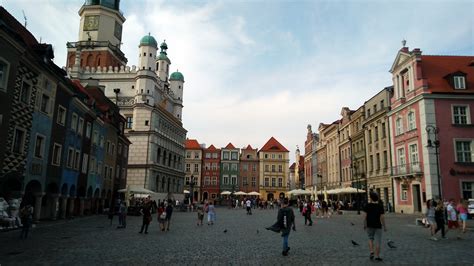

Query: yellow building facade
[258,137,290,201]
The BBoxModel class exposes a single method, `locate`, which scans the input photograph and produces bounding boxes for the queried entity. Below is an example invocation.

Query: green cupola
[139,34,157,48]
[170,70,184,82]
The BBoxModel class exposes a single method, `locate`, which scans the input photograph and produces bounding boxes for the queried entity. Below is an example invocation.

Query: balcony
[391,162,423,178]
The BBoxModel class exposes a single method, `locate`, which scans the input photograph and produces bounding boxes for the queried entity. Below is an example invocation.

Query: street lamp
[189,175,195,204]
[317,173,323,200]
[353,163,361,215]
[426,125,442,200]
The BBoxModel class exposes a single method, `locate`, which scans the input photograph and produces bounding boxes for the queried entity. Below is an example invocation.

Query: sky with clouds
[2,0,473,163]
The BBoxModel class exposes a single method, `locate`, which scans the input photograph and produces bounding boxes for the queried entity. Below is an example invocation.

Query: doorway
[412,184,422,212]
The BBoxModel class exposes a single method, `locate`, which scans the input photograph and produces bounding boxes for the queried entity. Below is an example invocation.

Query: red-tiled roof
[289,162,296,170]
[225,143,236,149]
[185,139,201,150]
[207,144,218,151]
[242,145,254,150]
[259,137,289,152]
[421,55,474,93]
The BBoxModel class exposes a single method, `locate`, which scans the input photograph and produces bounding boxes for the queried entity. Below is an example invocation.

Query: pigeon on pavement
[350,222,355,226]
[351,240,359,246]
[223,229,227,233]
[387,240,396,249]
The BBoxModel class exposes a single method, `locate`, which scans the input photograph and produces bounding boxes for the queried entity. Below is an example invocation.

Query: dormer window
[454,76,466,89]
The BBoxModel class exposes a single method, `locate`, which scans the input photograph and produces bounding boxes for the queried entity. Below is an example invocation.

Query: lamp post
[189,175,195,205]
[317,173,323,200]
[426,125,442,200]
[353,164,361,215]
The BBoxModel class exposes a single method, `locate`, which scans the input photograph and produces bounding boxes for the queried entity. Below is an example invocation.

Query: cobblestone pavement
[1,207,473,265]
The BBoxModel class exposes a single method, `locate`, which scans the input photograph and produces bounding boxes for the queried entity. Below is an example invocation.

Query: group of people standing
[196,200,216,226]
[425,198,469,241]
[138,197,174,234]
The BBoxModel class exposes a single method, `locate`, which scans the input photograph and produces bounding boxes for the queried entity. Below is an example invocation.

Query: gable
[390,50,411,73]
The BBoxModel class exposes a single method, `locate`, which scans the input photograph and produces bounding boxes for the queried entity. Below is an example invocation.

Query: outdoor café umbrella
[183,190,190,194]
[234,191,247,196]
[220,191,232,195]
[247,191,261,196]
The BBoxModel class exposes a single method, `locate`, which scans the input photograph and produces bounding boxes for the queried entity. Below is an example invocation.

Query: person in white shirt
[246,199,252,215]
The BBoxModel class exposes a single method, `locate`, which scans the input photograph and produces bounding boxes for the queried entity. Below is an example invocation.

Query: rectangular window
[252,164,257,171]
[74,150,80,170]
[454,76,466,89]
[86,122,91,138]
[67,147,74,168]
[223,175,229,185]
[242,163,248,171]
[186,163,191,172]
[100,136,104,148]
[374,126,378,141]
[251,177,256,187]
[205,163,210,170]
[212,153,218,159]
[396,118,403,135]
[126,116,133,129]
[12,128,26,154]
[380,100,384,109]
[408,112,416,131]
[82,153,89,173]
[231,152,238,160]
[71,113,78,132]
[0,60,8,90]
[231,164,237,171]
[211,176,217,185]
[376,153,380,170]
[381,123,386,138]
[57,106,67,125]
[52,143,62,166]
[373,104,377,113]
[462,182,474,199]
[271,165,275,172]
[205,153,211,159]
[278,165,283,172]
[383,151,388,169]
[34,135,45,158]
[111,144,115,155]
[98,162,103,176]
[369,155,374,171]
[78,118,84,136]
[401,184,408,201]
[194,164,199,173]
[265,165,269,172]
[211,163,217,170]
[90,156,96,174]
[409,144,418,163]
[271,178,276,187]
[455,140,473,163]
[40,94,50,114]
[223,152,229,160]
[20,80,31,104]
[264,177,269,187]
[118,143,122,155]
[278,178,283,187]
[204,176,210,185]
[186,152,191,158]
[194,152,199,159]
[231,176,237,185]
[453,106,469,125]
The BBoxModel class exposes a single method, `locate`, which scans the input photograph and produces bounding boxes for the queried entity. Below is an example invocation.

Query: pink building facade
[388,47,474,213]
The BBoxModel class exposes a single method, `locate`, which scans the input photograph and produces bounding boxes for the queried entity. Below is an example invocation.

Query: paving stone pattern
[0,207,473,265]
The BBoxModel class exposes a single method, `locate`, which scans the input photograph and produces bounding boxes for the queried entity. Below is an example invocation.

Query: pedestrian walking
[207,201,216,225]
[266,197,295,256]
[118,200,127,229]
[363,192,386,262]
[165,199,173,231]
[246,199,252,215]
[157,202,166,231]
[322,200,329,218]
[197,203,204,226]
[425,199,437,240]
[304,201,313,226]
[138,198,152,234]
[457,199,468,234]
[19,204,33,239]
[434,199,446,239]
[446,199,460,238]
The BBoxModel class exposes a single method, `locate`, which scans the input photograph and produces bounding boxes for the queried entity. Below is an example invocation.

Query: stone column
[50,194,60,220]
[33,193,45,222]
[60,196,68,219]
[67,197,75,218]
[79,198,85,216]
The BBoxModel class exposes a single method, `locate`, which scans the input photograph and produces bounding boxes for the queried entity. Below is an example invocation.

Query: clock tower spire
[66,0,127,72]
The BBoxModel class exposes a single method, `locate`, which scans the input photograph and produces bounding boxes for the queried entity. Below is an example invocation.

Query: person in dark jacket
[139,198,152,234]
[269,197,296,256]
[304,201,313,226]
[434,199,446,239]
[165,199,174,231]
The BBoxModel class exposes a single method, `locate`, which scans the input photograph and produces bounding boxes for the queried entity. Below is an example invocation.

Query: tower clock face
[84,15,99,31]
